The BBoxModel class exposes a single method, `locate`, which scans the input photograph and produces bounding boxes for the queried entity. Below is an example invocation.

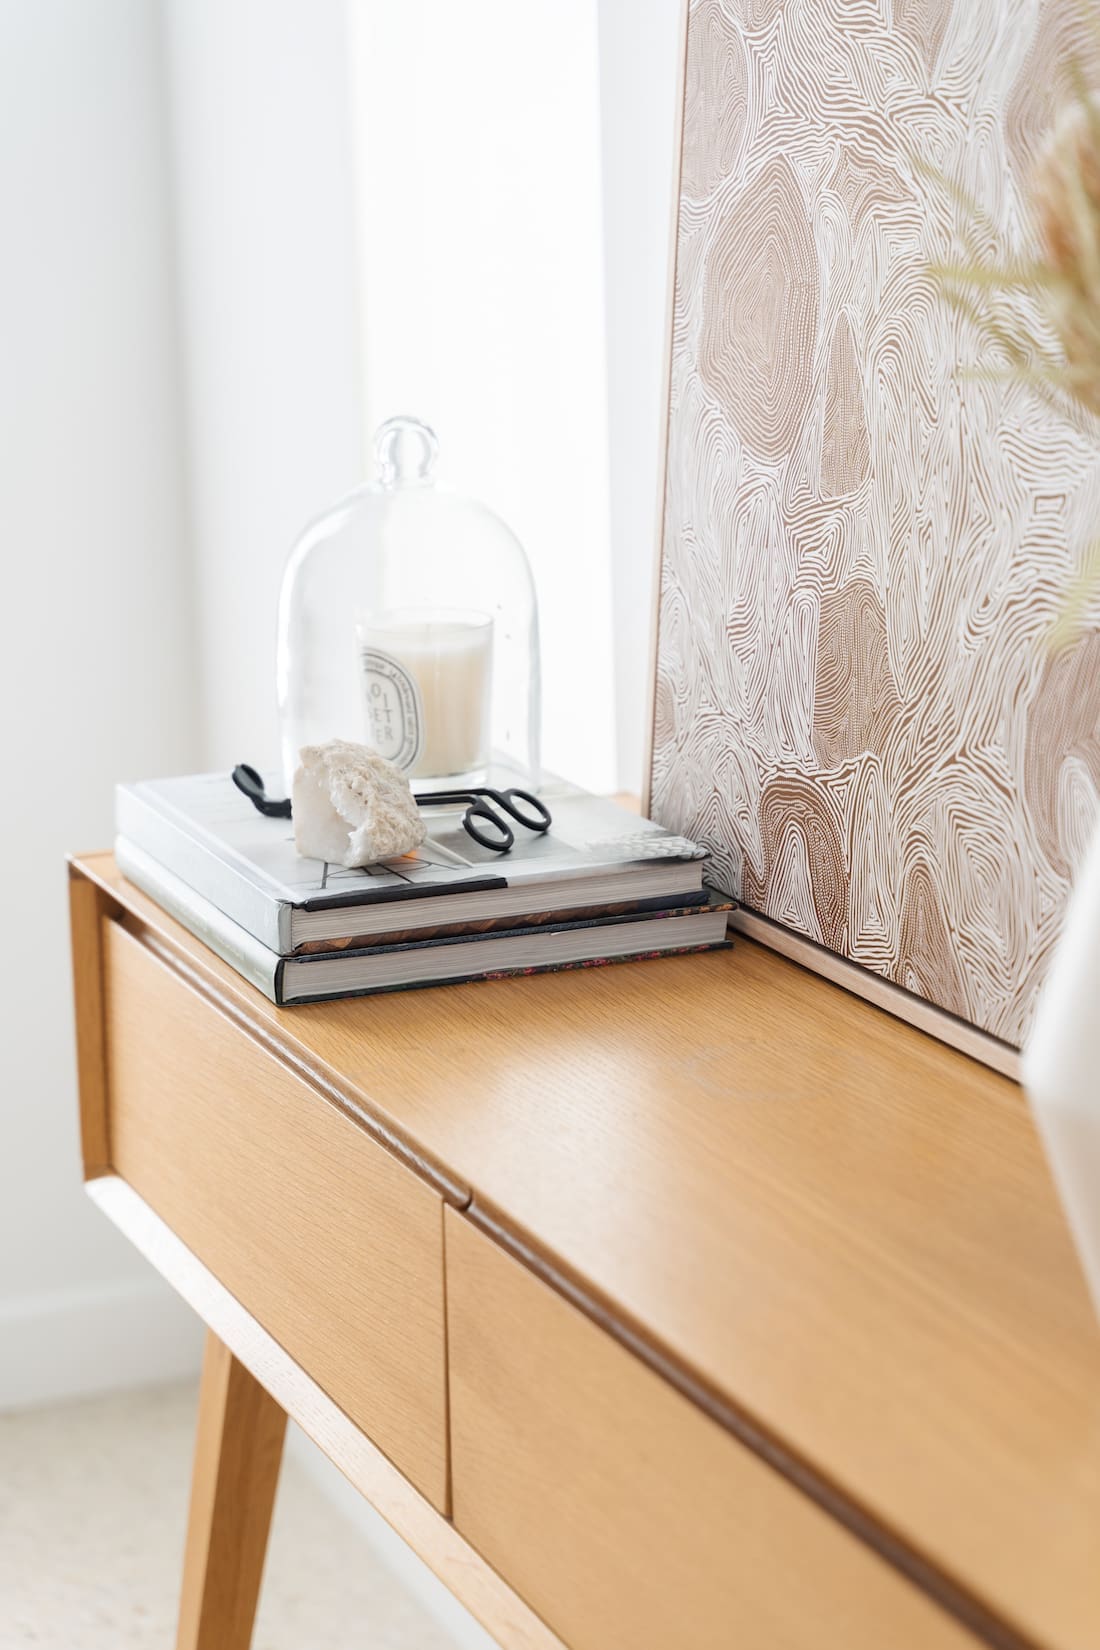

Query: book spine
[288,940,731,1005]
[114,838,282,1004]
[116,786,289,951]
[292,890,714,953]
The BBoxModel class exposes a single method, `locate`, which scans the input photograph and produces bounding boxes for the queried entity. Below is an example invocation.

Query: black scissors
[417,786,552,853]
[232,765,552,855]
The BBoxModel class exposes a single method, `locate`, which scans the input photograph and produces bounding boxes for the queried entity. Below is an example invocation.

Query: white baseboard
[0,1274,204,1412]
[286,1427,500,1650]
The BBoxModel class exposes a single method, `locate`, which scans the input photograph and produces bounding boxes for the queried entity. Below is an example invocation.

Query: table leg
[175,1329,288,1650]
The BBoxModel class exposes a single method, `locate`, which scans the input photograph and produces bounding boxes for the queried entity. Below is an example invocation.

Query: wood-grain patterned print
[651,0,1100,1047]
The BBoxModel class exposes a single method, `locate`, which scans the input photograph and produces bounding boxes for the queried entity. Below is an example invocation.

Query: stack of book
[114,772,731,1005]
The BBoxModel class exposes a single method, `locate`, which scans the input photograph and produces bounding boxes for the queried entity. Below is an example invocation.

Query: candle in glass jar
[357,609,493,779]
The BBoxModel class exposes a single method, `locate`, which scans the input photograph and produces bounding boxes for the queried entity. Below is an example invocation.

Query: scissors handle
[232,763,293,819]
[462,801,515,852]
[414,786,552,854]
[492,787,552,834]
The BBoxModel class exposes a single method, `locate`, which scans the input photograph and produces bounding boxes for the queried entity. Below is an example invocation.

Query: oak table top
[74,852,1100,1650]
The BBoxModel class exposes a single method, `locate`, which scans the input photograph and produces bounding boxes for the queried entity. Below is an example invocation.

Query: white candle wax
[357,609,493,779]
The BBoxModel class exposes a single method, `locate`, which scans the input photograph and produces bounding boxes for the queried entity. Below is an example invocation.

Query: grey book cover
[115,770,705,954]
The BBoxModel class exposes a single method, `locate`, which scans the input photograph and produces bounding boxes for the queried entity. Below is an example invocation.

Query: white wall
[163,0,365,772]
[349,0,619,793]
[597,0,685,793]
[0,0,203,1405]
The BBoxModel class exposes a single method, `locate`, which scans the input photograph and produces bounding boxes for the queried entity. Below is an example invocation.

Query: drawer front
[103,918,447,1510]
[447,1212,976,1650]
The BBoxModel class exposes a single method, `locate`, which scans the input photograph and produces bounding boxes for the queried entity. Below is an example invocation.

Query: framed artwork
[647,0,1100,1073]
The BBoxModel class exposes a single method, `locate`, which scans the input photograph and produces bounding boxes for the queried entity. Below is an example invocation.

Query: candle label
[359,647,423,770]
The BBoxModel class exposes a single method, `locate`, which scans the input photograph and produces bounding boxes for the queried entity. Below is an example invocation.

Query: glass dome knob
[374,415,439,487]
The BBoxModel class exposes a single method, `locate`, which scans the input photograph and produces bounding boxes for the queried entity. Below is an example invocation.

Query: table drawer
[101,917,448,1511]
[446,1212,976,1650]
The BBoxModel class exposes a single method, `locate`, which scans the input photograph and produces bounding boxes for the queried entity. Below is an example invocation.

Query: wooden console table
[68,853,1100,1650]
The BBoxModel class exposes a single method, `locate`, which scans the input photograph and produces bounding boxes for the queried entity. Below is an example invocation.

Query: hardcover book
[116,837,731,1005]
[116,771,706,954]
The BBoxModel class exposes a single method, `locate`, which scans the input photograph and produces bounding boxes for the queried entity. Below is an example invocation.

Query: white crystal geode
[292,740,426,867]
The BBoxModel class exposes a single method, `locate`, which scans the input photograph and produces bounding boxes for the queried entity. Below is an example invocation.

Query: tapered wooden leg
[176,1331,288,1650]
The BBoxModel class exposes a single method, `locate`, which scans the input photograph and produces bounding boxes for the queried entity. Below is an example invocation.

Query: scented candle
[357,608,493,779]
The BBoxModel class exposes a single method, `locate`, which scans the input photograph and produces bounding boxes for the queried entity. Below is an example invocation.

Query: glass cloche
[276,417,541,795]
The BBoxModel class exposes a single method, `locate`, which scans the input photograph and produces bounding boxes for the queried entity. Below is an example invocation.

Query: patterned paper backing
[651,0,1100,1047]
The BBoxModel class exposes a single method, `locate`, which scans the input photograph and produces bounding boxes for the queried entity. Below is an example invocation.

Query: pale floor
[0,1382,457,1649]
